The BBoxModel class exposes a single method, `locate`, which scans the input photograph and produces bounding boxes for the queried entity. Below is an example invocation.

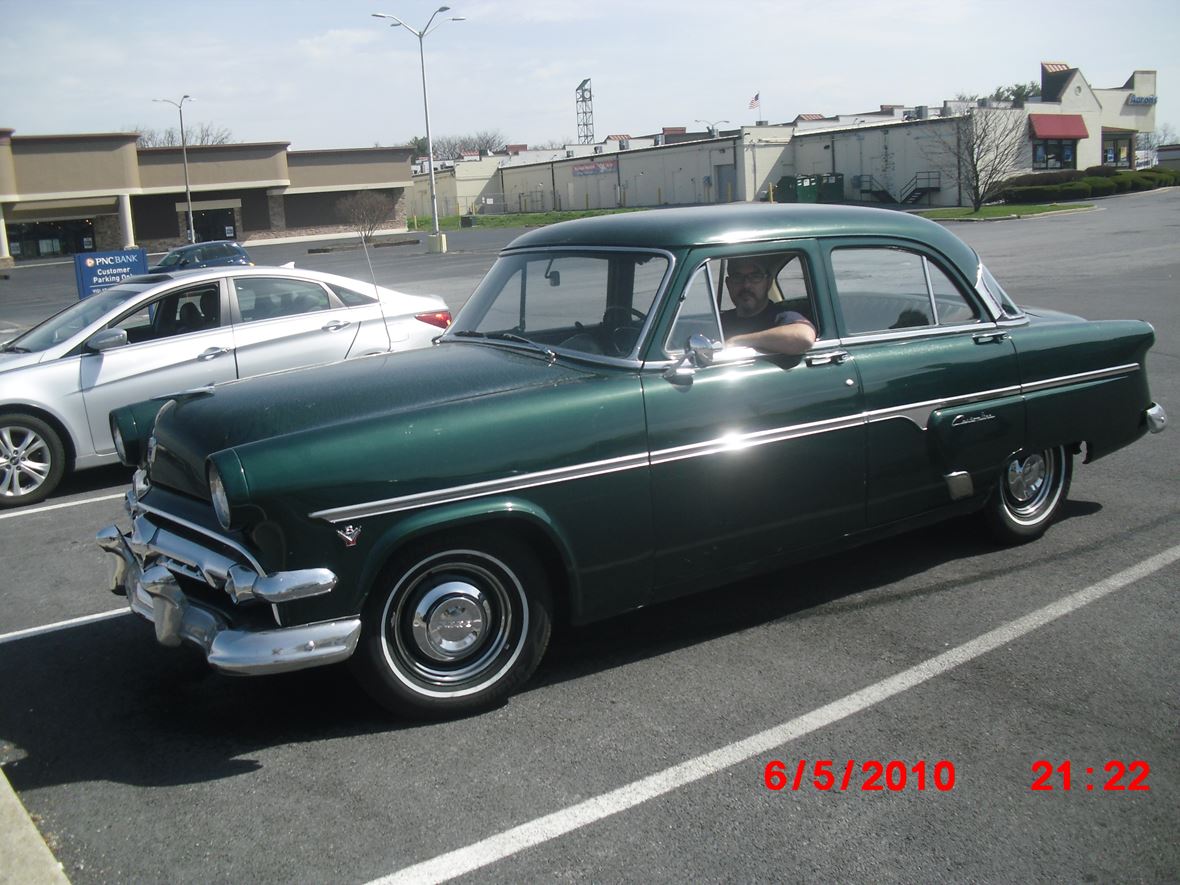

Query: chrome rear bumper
[97,517,358,676]
[1146,402,1167,434]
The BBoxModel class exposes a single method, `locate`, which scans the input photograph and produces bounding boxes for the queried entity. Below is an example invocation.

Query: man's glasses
[727,271,767,285]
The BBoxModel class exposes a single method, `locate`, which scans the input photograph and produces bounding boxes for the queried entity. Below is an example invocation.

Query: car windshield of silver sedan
[445,250,669,360]
[2,282,154,352]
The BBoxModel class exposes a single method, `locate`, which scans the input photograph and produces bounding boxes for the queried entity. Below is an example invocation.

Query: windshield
[4,283,153,353]
[446,249,670,360]
[156,250,185,267]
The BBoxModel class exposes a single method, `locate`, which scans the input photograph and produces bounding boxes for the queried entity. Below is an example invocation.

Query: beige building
[0,130,412,266]
[439,62,1162,215]
[2,62,1160,266]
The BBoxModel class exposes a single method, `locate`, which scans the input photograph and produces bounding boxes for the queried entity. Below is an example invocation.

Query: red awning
[1028,113,1089,139]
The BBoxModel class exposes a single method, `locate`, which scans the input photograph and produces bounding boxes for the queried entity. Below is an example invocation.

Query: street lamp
[154,95,195,243]
[695,118,730,138]
[373,7,464,254]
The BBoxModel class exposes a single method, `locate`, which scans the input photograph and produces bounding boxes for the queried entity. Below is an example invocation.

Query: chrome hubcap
[410,582,492,662]
[0,426,51,498]
[382,550,527,694]
[1006,453,1046,503]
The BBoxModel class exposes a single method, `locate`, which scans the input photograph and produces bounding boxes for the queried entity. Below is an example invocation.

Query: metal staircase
[900,171,942,204]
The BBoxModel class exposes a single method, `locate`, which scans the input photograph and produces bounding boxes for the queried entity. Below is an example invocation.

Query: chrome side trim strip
[649,414,864,465]
[1020,363,1139,394]
[310,452,652,523]
[310,361,1141,525]
[864,385,1022,429]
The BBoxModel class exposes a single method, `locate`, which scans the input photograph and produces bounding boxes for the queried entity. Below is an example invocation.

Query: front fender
[354,496,581,618]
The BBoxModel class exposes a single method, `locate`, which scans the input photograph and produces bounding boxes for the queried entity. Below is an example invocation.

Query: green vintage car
[98,204,1167,717]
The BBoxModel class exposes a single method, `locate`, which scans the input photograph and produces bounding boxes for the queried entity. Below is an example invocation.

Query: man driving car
[720,256,816,354]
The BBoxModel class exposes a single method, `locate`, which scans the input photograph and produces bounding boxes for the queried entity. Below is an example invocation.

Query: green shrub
[1083,165,1119,177]
[1004,185,1058,203]
[1005,170,1084,187]
[1110,174,1134,192]
[1082,177,1117,196]
[1056,182,1092,200]
[1139,169,1176,187]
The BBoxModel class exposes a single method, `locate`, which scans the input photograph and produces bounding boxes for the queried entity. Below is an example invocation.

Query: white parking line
[0,492,125,521]
[370,542,1180,885]
[0,608,129,645]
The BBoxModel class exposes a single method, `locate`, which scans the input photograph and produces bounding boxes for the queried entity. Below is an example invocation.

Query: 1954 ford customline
[98,204,1167,717]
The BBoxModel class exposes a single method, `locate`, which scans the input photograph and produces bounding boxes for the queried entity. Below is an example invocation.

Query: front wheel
[984,446,1072,544]
[0,413,67,508]
[352,530,552,718]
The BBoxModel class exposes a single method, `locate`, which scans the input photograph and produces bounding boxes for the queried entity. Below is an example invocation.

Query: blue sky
[4,0,1176,149]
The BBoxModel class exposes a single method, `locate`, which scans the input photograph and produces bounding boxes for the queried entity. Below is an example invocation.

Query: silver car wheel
[0,415,66,507]
[986,445,1072,542]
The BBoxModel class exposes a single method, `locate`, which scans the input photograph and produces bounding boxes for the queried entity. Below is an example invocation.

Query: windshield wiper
[1,344,29,353]
[451,329,556,363]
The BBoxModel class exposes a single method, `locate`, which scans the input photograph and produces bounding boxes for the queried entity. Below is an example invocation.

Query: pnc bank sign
[74,248,148,298]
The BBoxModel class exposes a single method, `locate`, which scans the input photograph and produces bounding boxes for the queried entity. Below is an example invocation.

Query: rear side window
[234,278,333,322]
[329,282,378,306]
[830,247,979,335]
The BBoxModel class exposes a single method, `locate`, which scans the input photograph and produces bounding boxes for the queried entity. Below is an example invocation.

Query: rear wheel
[352,530,552,718]
[0,414,66,508]
[984,446,1072,543]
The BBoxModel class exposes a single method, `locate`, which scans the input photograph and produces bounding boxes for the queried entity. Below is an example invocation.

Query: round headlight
[112,425,127,462]
[208,464,232,530]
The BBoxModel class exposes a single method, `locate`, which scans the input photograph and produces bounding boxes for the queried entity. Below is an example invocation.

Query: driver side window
[666,265,722,354]
[110,283,221,344]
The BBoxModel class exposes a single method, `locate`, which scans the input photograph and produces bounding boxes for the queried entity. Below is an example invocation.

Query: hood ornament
[336,524,362,547]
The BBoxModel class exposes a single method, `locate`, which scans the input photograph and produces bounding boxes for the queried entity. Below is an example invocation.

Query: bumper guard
[97,513,359,676]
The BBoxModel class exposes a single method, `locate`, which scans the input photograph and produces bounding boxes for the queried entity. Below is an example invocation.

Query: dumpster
[817,173,845,203]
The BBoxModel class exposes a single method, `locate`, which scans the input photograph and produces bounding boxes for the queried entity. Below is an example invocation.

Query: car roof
[504,204,980,276]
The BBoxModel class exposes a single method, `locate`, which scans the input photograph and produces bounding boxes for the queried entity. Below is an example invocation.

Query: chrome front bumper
[1146,402,1167,434]
[97,507,359,676]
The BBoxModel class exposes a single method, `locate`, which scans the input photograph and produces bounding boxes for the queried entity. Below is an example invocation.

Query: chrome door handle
[323,320,352,332]
[805,349,850,366]
[198,347,231,361]
[972,331,1010,344]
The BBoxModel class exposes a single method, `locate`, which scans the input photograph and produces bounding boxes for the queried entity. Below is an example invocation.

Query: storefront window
[1032,139,1078,170]
[1102,136,1132,168]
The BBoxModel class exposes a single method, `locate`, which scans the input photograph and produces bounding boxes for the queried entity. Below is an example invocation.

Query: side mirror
[662,333,723,385]
[86,328,129,353]
[686,333,721,367]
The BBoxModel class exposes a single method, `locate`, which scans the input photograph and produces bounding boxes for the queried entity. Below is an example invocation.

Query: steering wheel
[602,306,647,355]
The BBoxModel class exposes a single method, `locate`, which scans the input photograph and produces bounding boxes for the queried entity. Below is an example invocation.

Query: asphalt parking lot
[1,193,1177,883]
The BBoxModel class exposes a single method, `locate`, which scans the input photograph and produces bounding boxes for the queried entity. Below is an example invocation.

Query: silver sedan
[0,266,451,507]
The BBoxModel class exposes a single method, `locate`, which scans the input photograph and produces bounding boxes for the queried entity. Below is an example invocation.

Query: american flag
[748,92,760,110]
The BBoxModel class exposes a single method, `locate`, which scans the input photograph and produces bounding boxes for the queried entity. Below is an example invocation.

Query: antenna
[576,78,594,145]
[359,232,391,351]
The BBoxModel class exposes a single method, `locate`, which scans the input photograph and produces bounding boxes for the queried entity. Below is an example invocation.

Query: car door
[78,279,236,455]
[820,240,1025,527]
[642,245,866,597]
[229,275,362,377]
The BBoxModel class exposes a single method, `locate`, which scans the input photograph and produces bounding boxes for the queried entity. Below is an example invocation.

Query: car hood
[0,350,45,374]
[148,342,599,492]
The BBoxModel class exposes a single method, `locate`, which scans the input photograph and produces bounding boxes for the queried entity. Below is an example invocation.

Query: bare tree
[922,109,1029,211]
[429,130,508,160]
[129,123,234,148]
[1136,122,1177,154]
[530,138,573,150]
[337,191,396,243]
[991,81,1042,104]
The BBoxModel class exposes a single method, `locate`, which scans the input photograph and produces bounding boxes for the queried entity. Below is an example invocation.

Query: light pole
[154,95,195,243]
[695,118,730,138]
[373,7,464,254]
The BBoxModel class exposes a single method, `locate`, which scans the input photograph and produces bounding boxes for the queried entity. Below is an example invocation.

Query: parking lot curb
[0,768,69,884]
